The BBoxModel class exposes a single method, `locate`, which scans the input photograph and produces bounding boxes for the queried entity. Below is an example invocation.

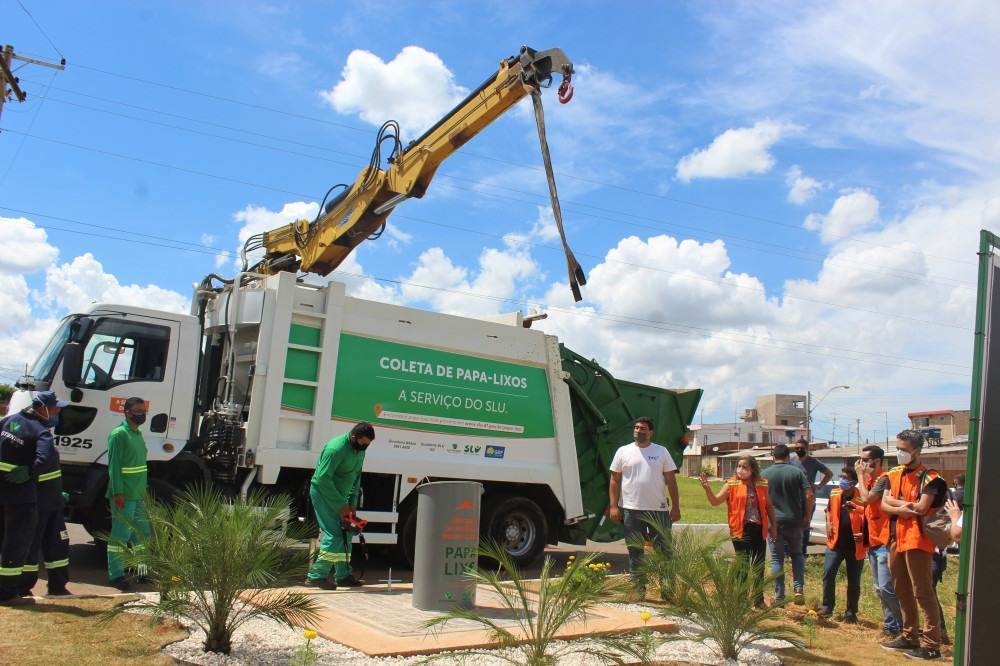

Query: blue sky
[2,1,996,441]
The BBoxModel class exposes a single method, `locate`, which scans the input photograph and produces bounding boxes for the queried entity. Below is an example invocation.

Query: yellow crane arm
[251,46,575,278]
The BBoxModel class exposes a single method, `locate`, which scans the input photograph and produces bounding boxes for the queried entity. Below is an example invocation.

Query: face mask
[897,450,912,466]
[838,479,854,491]
[795,449,806,458]
[130,413,147,426]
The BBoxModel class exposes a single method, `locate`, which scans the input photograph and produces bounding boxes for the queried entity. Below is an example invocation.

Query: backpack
[917,471,953,549]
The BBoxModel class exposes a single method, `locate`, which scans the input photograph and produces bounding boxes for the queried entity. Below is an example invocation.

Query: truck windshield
[27,317,74,383]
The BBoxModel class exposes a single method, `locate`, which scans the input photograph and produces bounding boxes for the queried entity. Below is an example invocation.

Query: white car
[809,482,836,544]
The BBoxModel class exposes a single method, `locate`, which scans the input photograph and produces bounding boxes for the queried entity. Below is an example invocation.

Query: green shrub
[102,486,323,654]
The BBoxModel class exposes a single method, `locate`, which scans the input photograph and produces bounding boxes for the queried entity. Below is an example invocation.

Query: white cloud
[231,201,319,269]
[383,222,412,250]
[803,189,880,243]
[785,165,824,204]
[400,236,539,317]
[43,253,189,314]
[0,216,59,274]
[200,233,217,246]
[675,120,794,182]
[320,46,467,138]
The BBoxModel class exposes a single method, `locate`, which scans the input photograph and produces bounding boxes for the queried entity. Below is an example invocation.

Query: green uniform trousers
[307,485,351,581]
[107,498,150,581]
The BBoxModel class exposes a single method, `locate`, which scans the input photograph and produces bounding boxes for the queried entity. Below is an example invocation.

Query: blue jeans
[769,523,804,599]
[622,509,671,587]
[869,545,902,634]
[822,548,863,614]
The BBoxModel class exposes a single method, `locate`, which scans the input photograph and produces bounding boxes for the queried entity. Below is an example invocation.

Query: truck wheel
[483,496,547,566]
[148,478,182,504]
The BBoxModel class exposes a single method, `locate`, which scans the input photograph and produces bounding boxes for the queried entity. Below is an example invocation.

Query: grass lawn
[676,474,728,524]
[0,596,186,665]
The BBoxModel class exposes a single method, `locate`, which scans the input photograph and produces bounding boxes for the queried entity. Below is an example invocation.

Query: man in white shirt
[608,417,681,594]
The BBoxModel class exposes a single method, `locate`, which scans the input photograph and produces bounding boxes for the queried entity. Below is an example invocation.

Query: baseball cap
[33,391,70,408]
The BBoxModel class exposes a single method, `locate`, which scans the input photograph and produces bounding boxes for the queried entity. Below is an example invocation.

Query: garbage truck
[10,271,701,565]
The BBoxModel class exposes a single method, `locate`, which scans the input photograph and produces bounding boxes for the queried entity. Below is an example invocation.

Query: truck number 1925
[55,436,94,449]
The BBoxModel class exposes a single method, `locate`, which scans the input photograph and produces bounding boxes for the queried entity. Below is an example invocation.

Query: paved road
[32,522,821,596]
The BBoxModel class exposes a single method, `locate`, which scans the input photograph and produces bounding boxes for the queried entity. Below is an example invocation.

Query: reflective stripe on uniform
[0,566,22,576]
[38,469,62,482]
[317,550,349,563]
[106,544,125,553]
[0,462,16,472]
[44,559,69,569]
[22,564,39,572]
[121,465,147,474]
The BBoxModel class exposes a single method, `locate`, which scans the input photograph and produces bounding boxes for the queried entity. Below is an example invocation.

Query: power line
[39,60,971,266]
[19,77,975,287]
[0,69,56,186]
[0,117,972,333]
[0,204,971,374]
[0,124,973,332]
[14,1,65,60]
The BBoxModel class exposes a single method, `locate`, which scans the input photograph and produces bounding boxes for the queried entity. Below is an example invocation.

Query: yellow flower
[806,610,818,618]
[170,576,181,583]
[303,629,318,641]
[567,555,575,561]
[640,610,652,624]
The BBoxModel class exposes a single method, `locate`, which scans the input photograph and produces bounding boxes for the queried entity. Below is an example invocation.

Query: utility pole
[0,44,65,126]
[856,417,862,456]
[832,414,838,446]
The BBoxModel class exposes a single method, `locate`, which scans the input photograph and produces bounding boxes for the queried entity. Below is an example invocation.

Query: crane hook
[557,70,574,104]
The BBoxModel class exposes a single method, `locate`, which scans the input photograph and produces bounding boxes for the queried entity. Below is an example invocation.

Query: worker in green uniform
[106,397,150,591]
[304,422,374,589]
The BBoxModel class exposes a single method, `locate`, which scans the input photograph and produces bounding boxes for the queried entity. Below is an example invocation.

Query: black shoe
[793,591,805,605]
[335,574,365,587]
[882,636,919,651]
[0,594,35,606]
[109,577,132,592]
[816,606,833,617]
[303,577,337,590]
[882,629,902,639]
[843,612,859,624]
[903,646,941,660]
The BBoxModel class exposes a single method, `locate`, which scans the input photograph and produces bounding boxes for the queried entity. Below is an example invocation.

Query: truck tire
[483,496,547,566]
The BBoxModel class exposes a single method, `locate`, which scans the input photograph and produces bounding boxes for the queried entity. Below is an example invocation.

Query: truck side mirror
[62,341,84,386]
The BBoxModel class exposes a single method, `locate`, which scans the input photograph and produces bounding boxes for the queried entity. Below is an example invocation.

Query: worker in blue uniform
[21,404,71,597]
[0,390,66,604]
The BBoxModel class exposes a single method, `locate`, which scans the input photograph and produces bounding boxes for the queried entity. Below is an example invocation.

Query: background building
[750,393,807,427]
[908,409,970,444]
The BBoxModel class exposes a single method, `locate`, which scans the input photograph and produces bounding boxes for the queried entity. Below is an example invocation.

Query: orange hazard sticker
[110,397,151,413]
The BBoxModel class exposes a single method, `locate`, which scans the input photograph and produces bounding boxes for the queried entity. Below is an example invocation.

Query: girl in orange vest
[818,466,867,623]
[699,455,776,606]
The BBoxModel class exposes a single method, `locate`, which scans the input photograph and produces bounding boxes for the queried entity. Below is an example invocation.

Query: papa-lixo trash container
[412,480,484,611]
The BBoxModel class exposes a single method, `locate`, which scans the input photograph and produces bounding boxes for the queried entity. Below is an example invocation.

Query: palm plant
[639,526,803,660]
[102,485,323,654]
[630,520,727,604]
[422,541,641,665]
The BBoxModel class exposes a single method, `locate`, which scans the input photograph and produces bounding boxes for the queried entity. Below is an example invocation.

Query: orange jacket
[827,488,867,559]
[865,470,890,547]
[725,478,769,540]
[887,464,941,553]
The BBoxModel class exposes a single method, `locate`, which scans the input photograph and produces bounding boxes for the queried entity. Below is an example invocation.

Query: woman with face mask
[817,466,867,623]
[700,455,777,607]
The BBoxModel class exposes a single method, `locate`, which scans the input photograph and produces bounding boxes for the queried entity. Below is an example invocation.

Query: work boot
[0,594,35,606]
[816,606,832,617]
[335,574,365,587]
[303,577,337,590]
[843,612,859,624]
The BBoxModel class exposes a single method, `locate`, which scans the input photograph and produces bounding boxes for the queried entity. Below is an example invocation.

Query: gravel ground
[130,594,788,665]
